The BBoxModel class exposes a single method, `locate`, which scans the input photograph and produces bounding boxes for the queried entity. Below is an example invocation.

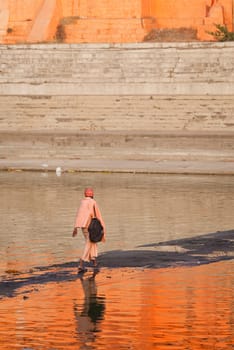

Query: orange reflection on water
[0,261,233,350]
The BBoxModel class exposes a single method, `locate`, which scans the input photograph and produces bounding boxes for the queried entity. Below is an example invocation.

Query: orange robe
[74,197,106,262]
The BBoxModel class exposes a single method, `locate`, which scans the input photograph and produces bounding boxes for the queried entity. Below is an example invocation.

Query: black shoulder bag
[88,205,104,243]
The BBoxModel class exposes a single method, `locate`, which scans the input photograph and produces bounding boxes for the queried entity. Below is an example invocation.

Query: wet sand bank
[99,229,234,268]
[1,228,233,299]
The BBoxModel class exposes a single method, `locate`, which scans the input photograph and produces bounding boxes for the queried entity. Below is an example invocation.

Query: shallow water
[0,262,233,350]
[0,171,233,349]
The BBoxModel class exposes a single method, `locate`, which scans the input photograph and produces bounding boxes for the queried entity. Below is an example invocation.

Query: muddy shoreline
[1,229,233,299]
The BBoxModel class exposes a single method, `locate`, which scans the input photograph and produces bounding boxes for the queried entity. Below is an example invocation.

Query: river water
[0,171,233,349]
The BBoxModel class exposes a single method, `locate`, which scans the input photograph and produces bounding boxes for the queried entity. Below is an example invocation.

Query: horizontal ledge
[0,82,234,95]
[1,130,234,137]
[0,159,234,175]
[1,42,234,50]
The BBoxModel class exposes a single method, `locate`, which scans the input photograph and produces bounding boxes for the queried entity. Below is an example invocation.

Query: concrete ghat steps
[0,43,234,173]
[0,95,234,132]
[0,43,234,87]
[1,42,234,96]
[1,130,234,163]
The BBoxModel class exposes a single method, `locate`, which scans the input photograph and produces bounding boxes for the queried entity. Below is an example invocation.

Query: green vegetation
[208,24,234,41]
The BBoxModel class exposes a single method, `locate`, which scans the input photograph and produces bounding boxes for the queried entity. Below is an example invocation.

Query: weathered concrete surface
[1,130,234,161]
[0,42,234,95]
[1,158,234,175]
[0,42,234,174]
[0,95,234,132]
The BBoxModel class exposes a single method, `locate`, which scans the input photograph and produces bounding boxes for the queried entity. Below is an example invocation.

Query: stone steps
[0,95,233,132]
[0,43,234,170]
[0,43,234,90]
[1,130,234,162]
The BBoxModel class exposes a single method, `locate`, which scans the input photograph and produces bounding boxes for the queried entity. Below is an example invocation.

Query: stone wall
[0,0,233,43]
[0,42,234,96]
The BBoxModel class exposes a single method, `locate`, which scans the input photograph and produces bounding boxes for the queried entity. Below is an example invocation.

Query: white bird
[56,167,62,176]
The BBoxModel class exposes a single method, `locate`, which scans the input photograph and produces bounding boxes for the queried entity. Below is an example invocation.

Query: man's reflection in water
[73,270,105,345]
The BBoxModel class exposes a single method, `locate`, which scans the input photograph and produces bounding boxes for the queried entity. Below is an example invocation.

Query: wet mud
[99,229,234,268]
[1,229,233,300]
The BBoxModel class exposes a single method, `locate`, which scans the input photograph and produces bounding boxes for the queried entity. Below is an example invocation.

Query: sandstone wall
[0,0,233,43]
